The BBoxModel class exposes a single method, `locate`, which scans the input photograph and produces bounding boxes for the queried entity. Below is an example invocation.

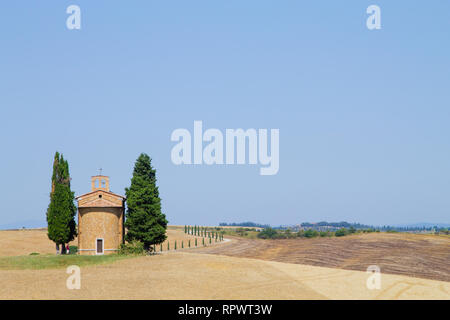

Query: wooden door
[96,239,103,254]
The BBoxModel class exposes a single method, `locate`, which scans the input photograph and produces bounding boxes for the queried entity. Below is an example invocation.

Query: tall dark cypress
[46,152,77,254]
[125,153,168,251]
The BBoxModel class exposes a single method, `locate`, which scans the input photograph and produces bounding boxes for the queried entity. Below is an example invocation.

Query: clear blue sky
[0,1,449,228]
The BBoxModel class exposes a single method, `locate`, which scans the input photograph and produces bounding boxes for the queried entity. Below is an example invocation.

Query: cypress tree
[46,152,77,254]
[125,153,168,251]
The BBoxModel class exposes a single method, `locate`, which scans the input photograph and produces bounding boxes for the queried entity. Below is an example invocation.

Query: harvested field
[0,252,448,299]
[0,228,448,299]
[0,229,77,256]
[194,233,450,282]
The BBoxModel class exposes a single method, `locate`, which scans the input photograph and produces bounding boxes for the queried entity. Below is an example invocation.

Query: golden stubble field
[0,228,449,300]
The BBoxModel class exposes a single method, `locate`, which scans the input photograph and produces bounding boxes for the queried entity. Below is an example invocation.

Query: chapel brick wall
[78,207,124,255]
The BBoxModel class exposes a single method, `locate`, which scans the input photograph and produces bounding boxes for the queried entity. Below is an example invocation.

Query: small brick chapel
[75,175,125,255]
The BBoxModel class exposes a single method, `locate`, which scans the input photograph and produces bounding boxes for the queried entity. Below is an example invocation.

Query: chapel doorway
[96,239,103,254]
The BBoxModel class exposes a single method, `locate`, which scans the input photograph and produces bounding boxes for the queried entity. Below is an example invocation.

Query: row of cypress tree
[159,236,222,252]
[185,225,224,241]
[46,152,168,254]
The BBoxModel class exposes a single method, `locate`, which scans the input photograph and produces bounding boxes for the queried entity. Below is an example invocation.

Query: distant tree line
[219,222,270,229]
[219,220,449,235]
[297,221,448,233]
[257,226,379,239]
[300,221,372,229]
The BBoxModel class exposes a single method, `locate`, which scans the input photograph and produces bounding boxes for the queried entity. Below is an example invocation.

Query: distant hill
[393,222,450,229]
[219,222,271,229]
[300,221,373,229]
[0,219,46,230]
[294,221,450,232]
